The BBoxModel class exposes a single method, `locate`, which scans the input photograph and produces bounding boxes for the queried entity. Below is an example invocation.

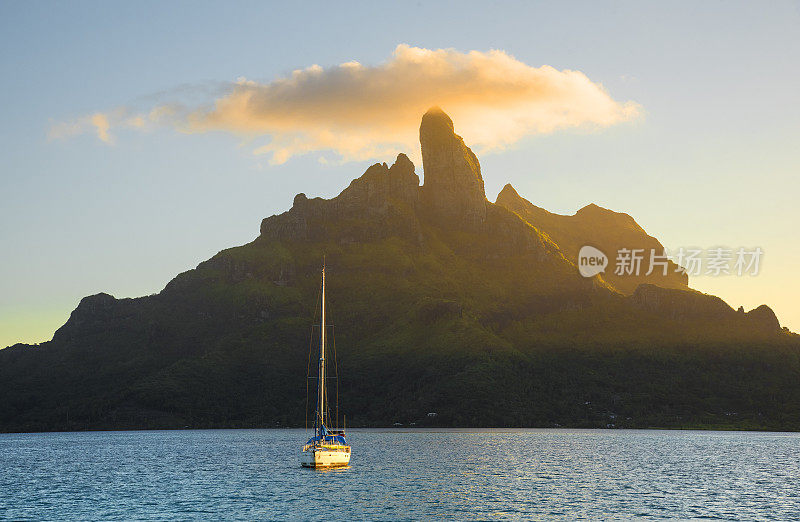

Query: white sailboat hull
[301,448,351,468]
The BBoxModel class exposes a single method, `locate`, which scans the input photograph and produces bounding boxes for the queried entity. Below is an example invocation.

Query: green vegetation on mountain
[1,108,798,432]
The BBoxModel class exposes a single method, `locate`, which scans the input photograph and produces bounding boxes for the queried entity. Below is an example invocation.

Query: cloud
[49,112,111,143]
[90,113,111,143]
[51,45,641,164]
[48,109,139,144]
[48,104,181,145]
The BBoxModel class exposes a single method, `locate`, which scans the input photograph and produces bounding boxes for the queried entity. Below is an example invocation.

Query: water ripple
[0,429,798,520]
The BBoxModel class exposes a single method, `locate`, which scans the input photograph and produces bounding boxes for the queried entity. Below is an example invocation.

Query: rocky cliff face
[497,183,689,295]
[745,304,781,335]
[419,107,487,228]
[631,284,781,335]
[631,284,735,320]
[53,293,121,342]
[260,153,421,243]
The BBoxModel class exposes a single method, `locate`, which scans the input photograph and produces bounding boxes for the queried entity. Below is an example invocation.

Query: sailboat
[300,262,351,468]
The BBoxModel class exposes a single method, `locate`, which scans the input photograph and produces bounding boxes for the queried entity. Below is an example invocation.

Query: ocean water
[1,429,798,520]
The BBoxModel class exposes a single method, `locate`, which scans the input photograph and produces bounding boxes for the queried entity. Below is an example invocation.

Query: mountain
[496,184,688,294]
[1,108,798,433]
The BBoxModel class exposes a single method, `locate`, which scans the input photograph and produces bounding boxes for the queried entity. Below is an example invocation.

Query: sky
[1,0,799,347]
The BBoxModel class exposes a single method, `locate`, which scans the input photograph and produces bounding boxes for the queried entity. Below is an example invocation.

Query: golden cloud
[49,112,113,143]
[52,45,641,164]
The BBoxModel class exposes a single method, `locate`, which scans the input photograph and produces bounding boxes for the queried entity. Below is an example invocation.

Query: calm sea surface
[1,428,798,520]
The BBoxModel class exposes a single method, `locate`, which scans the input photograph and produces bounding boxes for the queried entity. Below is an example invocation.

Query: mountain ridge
[496,183,689,295]
[1,108,797,432]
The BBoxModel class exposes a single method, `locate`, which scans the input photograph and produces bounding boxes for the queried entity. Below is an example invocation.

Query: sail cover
[305,434,347,445]
[306,424,347,445]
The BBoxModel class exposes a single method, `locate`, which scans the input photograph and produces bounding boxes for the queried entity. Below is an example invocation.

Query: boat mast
[317,261,326,433]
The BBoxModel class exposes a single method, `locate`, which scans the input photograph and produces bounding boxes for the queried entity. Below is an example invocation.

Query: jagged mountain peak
[496,183,549,214]
[390,152,415,176]
[576,202,604,214]
[420,106,455,132]
[419,106,487,227]
[497,183,521,201]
